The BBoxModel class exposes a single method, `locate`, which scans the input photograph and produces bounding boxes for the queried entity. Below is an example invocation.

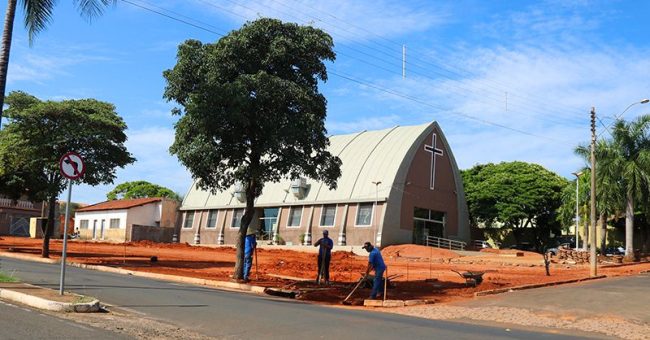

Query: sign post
[58,152,85,295]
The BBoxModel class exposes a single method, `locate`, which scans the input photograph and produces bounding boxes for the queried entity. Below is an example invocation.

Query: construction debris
[558,249,590,264]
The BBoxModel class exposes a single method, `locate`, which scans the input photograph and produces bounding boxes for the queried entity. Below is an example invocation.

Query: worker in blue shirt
[243,227,257,282]
[362,241,386,299]
[314,230,333,284]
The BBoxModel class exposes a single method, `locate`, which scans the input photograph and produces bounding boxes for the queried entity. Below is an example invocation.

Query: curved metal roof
[181,122,434,210]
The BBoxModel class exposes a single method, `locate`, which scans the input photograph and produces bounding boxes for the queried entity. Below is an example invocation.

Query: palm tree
[0,0,115,127]
[579,115,650,259]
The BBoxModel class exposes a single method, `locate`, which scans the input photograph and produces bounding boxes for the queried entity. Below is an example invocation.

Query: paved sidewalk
[455,272,650,323]
[0,300,128,339]
[385,273,649,340]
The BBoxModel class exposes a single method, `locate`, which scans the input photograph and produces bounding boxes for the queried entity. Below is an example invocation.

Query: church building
[179,121,470,247]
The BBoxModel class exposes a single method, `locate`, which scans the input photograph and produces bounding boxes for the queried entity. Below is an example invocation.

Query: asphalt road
[0,257,588,340]
[455,271,650,323]
[0,299,128,340]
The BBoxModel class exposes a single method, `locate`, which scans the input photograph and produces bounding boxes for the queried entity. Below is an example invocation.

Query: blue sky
[2,0,649,204]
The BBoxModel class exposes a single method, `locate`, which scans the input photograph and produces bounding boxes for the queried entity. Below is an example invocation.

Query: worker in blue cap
[362,241,386,299]
[243,226,257,282]
[314,229,333,284]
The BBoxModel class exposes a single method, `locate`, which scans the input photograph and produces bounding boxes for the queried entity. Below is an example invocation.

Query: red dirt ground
[1,237,648,306]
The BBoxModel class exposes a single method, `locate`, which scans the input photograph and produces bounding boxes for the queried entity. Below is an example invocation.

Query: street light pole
[371,181,381,246]
[572,171,582,249]
[600,99,650,138]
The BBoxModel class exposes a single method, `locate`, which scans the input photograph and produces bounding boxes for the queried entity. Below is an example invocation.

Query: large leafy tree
[0,0,115,127]
[461,161,568,250]
[577,115,650,259]
[163,18,342,280]
[0,91,134,257]
[107,180,181,201]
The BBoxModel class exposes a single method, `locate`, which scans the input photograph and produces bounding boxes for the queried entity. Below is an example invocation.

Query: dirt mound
[382,244,460,259]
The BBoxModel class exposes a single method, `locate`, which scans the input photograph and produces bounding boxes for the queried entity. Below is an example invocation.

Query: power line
[121,0,226,36]
[121,0,573,145]
[275,0,589,119]
[329,70,570,144]
[195,0,583,126]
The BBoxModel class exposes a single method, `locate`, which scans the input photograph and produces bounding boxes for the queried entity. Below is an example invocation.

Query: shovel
[342,274,367,305]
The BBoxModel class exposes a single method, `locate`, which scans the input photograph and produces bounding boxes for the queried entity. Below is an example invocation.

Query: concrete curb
[66,262,267,294]
[474,275,607,297]
[1,251,267,294]
[0,251,57,264]
[0,284,100,312]
[364,299,432,308]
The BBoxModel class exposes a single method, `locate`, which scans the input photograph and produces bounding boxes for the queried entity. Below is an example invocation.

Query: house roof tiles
[76,197,162,212]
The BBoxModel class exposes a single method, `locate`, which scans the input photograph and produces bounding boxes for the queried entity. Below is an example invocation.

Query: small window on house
[287,207,302,227]
[320,205,336,226]
[206,210,218,229]
[183,211,195,229]
[79,220,89,229]
[109,218,120,229]
[231,209,244,228]
[356,203,373,225]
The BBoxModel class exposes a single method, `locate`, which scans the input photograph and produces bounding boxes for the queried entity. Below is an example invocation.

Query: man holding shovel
[362,242,386,299]
[314,230,333,284]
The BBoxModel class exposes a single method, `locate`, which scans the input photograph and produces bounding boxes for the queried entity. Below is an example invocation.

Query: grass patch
[72,295,96,304]
[0,270,19,283]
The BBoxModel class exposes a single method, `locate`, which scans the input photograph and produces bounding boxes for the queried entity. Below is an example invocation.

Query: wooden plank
[267,273,312,282]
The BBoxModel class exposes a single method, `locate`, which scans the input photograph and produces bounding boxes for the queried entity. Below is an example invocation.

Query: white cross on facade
[424,133,444,190]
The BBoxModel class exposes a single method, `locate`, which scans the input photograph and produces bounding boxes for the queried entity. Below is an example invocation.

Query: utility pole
[589,107,597,277]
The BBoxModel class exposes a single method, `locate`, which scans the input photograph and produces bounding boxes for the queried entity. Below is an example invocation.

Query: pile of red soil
[382,244,460,259]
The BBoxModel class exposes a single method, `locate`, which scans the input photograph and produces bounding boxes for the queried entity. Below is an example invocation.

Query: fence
[425,235,466,250]
[0,198,34,210]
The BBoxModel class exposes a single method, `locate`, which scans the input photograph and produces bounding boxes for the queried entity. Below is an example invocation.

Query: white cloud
[7,43,114,85]
[194,0,448,43]
[332,39,650,178]
[474,0,608,44]
[327,114,401,134]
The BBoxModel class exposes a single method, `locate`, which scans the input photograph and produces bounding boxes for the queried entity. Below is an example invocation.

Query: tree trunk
[582,217,589,251]
[624,191,634,260]
[599,213,606,252]
[232,179,257,281]
[0,0,17,127]
[42,194,56,258]
[642,222,648,254]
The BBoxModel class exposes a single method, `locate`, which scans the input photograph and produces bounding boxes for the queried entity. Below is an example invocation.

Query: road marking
[0,300,19,309]
[110,305,147,316]
[65,321,93,331]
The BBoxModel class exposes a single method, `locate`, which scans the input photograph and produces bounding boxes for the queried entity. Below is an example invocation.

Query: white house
[74,197,180,242]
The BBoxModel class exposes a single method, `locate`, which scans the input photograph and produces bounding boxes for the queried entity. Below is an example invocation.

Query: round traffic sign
[59,152,85,180]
